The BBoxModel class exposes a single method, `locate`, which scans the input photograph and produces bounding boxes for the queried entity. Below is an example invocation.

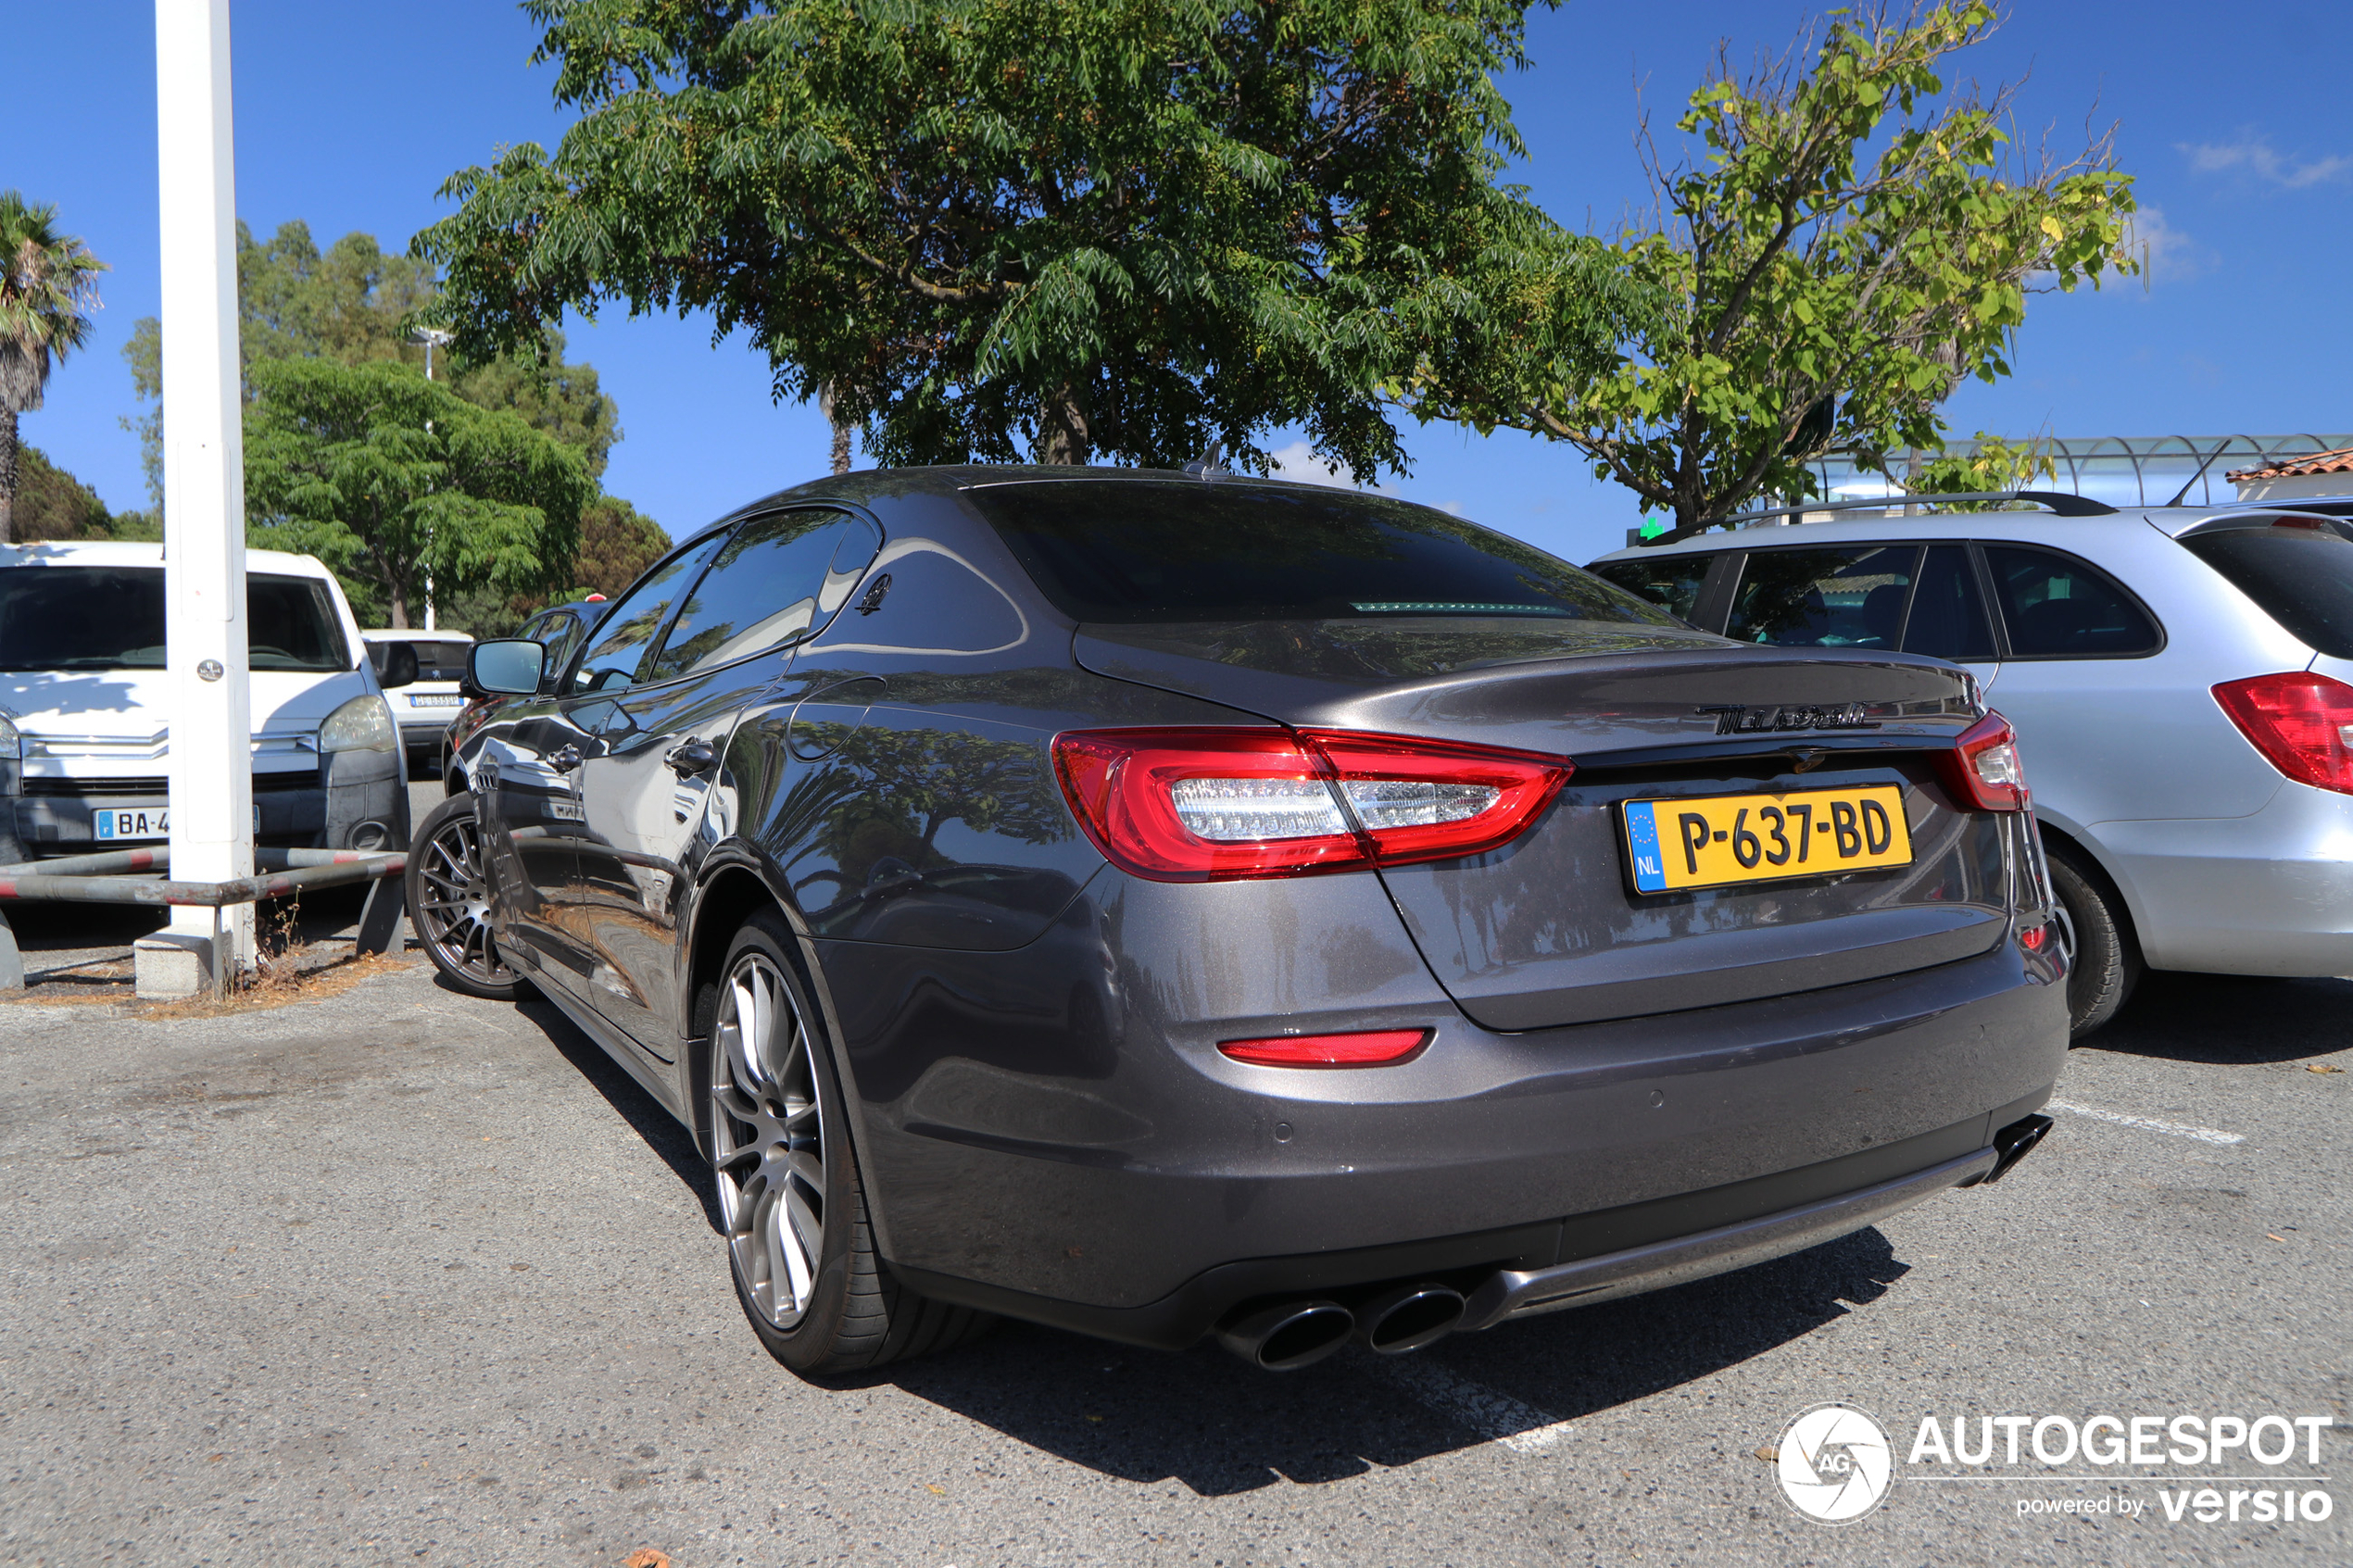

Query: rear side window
[1727,546,1919,648]
[1589,554,1715,622]
[1982,546,2160,658]
[967,481,1673,626]
[2182,528,2353,658]
[1903,545,1996,661]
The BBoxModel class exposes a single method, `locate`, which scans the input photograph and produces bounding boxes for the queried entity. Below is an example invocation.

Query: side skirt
[523,974,694,1129]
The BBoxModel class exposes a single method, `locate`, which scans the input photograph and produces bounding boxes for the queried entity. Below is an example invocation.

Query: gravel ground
[0,913,2344,1567]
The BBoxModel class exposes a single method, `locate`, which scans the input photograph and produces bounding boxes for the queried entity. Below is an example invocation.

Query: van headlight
[320,695,398,754]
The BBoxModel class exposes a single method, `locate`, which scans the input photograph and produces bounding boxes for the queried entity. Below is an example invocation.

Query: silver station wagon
[1593,495,2353,1035]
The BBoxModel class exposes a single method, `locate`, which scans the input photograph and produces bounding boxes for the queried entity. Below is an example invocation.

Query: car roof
[1585,501,2353,564]
[0,539,335,575]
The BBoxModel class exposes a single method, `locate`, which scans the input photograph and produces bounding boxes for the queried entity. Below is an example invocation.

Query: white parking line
[1375,1356,1576,1454]
[2045,1098,2246,1146]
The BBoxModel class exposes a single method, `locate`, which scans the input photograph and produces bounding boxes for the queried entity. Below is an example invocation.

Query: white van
[0,541,409,862]
[360,627,473,775]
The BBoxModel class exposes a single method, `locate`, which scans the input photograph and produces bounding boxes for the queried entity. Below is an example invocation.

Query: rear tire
[2048,844,2140,1040]
[704,910,994,1376]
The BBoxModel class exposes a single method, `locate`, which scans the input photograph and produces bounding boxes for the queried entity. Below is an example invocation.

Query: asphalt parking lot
[0,856,2346,1565]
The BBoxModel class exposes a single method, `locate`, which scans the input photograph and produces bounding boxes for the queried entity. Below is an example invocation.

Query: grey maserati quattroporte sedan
[408,467,2067,1375]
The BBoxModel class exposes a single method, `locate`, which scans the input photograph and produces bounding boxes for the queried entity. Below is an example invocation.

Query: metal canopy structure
[1804,433,2353,510]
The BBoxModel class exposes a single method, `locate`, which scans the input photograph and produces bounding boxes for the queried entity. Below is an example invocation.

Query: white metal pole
[157,0,256,972]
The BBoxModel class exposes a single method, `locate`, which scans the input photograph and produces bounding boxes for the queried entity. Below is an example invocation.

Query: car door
[567,508,882,1056]
[485,532,735,1002]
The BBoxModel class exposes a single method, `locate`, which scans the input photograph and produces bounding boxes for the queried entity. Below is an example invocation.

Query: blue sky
[13,1,2352,570]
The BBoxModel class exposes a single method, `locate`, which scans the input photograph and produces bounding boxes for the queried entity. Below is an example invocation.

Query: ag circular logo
[1775,1403,1894,1524]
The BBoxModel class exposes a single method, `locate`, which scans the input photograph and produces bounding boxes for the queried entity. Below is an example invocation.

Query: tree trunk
[387,582,410,631]
[820,383,852,475]
[1038,382,1091,465]
[0,408,18,546]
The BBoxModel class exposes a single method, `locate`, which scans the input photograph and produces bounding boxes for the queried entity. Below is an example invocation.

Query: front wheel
[2047,844,2140,1040]
[405,793,528,1001]
[705,910,993,1375]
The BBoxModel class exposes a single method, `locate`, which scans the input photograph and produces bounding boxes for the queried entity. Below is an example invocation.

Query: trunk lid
[1076,618,2008,1028]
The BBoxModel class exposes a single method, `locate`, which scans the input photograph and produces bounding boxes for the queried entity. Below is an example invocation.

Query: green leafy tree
[0,193,107,543]
[435,494,669,634]
[1900,429,2056,508]
[243,358,594,627]
[122,220,622,509]
[416,0,1563,479]
[9,445,156,542]
[1413,2,2137,532]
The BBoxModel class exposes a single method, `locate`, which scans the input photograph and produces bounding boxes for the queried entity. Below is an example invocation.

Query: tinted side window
[1727,546,1919,648]
[645,510,871,682]
[1903,545,1996,661]
[1589,555,1715,622]
[571,533,731,693]
[1982,545,2159,658]
[2180,528,2353,659]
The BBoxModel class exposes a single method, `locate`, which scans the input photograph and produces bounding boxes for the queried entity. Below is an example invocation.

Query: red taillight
[1051,727,1571,882]
[1218,1029,1430,1067]
[2213,671,2353,794]
[1940,711,2028,812]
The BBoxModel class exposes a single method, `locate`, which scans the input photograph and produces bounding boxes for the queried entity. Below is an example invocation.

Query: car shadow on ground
[2081,971,2353,1064]
[872,1228,1911,1496]
[480,978,725,1235]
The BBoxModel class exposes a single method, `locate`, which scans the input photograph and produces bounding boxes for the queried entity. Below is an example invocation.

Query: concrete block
[0,910,20,990]
[134,933,217,999]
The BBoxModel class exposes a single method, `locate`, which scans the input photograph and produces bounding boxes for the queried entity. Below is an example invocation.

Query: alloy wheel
[710,951,826,1330]
[412,809,516,988]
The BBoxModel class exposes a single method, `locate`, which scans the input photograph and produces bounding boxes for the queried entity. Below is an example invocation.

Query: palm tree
[0,194,107,544]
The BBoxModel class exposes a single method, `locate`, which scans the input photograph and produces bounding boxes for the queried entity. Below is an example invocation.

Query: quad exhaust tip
[1355,1283,1466,1354]
[1217,1299,1354,1371]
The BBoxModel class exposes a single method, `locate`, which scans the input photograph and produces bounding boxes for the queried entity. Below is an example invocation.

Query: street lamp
[409,328,456,630]
[411,326,454,381]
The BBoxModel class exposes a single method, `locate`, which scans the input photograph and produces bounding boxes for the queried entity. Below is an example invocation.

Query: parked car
[409,469,2065,1377]
[1591,495,2353,1036]
[360,628,473,777]
[0,540,409,860]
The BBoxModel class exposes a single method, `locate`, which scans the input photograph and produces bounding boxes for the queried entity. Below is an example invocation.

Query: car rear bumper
[829,870,2067,1347]
[2092,783,2353,973]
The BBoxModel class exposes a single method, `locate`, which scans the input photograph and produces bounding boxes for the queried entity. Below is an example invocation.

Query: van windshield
[967,481,1674,625]
[0,566,352,672]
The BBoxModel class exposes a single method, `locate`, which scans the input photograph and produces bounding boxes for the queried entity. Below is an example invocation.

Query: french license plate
[94,808,168,842]
[1623,785,1912,894]
[408,694,464,708]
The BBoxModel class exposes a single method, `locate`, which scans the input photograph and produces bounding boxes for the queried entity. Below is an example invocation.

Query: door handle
[665,737,718,777]
[548,745,584,772]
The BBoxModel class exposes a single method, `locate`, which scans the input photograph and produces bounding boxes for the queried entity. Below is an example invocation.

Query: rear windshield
[966,481,1675,626]
[0,566,351,672]
[2182,527,2353,659]
[371,639,472,682]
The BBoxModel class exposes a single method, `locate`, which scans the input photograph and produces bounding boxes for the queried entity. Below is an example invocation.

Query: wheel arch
[2033,816,2146,954]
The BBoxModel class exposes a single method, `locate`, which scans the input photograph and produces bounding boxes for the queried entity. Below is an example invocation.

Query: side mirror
[378,641,420,690]
[469,638,545,696]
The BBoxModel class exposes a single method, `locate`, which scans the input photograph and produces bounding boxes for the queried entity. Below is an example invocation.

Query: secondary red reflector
[1217,1028,1431,1067]
[2019,924,2047,951]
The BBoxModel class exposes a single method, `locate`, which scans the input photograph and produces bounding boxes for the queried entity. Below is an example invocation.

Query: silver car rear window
[2182,528,2353,659]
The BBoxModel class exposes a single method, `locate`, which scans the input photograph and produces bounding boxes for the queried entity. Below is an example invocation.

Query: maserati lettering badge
[1694,703,1880,735]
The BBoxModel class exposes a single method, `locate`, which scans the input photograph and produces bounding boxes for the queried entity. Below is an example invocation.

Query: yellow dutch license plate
[1622,785,1912,894]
